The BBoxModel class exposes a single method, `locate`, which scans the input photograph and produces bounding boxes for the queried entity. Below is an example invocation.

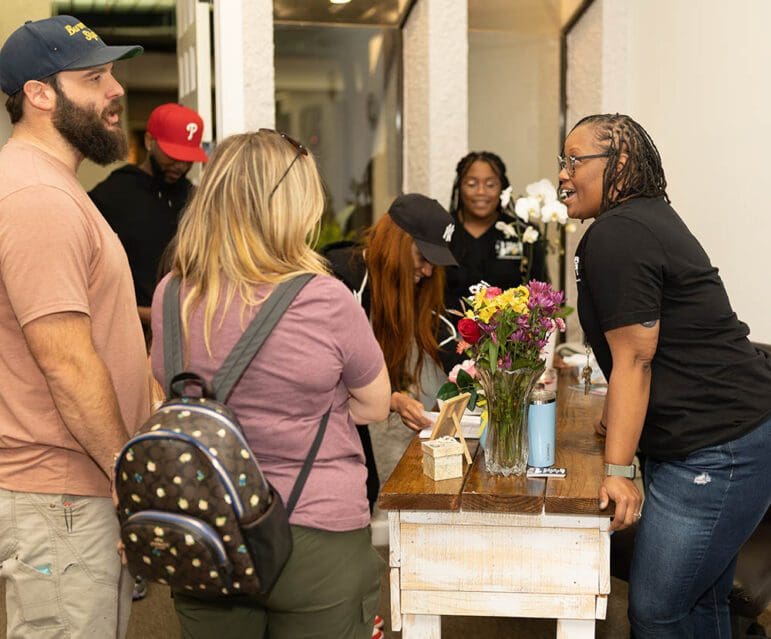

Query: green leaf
[468,388,478,410]
[436,382,460,401]
[456,368,474,389]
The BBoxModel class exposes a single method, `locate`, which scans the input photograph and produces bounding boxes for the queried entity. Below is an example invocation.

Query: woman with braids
[561,113,771,638]
[324,194,460,508]
[445,151,547,311]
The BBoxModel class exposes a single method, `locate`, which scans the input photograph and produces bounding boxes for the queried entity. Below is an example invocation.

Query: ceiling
[54,0,175,10]
[51,0,586,53]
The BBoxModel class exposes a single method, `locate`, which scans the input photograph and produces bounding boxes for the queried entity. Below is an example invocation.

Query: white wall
[469,30,561,191]
[403,0,468,206]
[626,0,771,343]
[567,0,771,343]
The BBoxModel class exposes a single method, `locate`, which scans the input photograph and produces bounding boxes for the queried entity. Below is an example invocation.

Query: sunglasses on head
[258,129,308,199]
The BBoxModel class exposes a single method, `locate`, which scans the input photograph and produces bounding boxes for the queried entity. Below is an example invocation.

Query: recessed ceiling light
[330,0,352,4]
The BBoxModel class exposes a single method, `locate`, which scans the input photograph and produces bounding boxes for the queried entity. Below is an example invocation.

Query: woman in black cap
[324,193,459,507]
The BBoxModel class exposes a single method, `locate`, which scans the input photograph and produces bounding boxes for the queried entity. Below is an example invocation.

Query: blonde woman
[150,130,390,639]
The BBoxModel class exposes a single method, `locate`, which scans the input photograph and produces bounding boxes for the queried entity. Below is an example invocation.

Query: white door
[176,0,213,178]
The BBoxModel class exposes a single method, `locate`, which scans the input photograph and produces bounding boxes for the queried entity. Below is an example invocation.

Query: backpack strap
[285,407,331,516]
[211,273,314,403]
[162,272,327,517]
[162,276,184,396]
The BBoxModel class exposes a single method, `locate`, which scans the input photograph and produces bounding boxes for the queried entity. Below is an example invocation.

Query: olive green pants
[173,525,384,639]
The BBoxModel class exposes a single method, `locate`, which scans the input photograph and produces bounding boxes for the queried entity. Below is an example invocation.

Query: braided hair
[449,151,510,222]
[571,114,669,213]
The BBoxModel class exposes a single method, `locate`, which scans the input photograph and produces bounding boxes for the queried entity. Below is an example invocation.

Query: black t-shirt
[445,212,547,311]
[89,165,191,307]
[575,196,771,459]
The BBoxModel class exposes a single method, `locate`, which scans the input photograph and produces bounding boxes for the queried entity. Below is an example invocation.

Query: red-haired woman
[324,193,459,508]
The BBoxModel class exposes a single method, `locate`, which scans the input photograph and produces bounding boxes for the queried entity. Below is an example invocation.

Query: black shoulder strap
[285,407,330,516]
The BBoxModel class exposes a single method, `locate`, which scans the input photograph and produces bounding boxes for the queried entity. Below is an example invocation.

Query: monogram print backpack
[114,274,329,598]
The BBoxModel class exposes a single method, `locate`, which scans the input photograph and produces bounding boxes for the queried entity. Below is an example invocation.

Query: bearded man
[0,15,150,639]
[90,103,208,333]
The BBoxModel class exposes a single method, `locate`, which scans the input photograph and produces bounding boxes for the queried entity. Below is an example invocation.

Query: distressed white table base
[388,510,610,639]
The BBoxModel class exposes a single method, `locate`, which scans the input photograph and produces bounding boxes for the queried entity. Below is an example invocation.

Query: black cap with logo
[387,193,458,267]
[0,15,143,96]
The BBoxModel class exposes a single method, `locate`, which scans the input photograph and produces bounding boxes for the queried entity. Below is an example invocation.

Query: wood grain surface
[379,373,614,515]
[378,438,479,511]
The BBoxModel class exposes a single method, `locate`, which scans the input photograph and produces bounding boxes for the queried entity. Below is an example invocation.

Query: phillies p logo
[186,122,199,141]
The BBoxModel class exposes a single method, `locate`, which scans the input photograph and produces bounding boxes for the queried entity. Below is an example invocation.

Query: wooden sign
[429,393,473,464]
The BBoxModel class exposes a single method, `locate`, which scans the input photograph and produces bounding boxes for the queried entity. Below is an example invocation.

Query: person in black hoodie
[324,193,461,511]
[90,103,208,332]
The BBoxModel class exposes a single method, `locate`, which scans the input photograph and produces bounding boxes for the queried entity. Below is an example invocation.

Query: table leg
[402,614,441,638]
[556,618,594,638]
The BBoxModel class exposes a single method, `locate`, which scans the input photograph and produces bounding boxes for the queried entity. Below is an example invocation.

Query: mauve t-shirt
[151,274,384,532]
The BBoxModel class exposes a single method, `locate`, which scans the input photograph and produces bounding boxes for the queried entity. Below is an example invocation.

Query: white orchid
[522,226,540,244]
[526,178,558,205]
[499,185,513,209]
[494,220,518,239]
[514,196,540,223]
[541,200,568,224]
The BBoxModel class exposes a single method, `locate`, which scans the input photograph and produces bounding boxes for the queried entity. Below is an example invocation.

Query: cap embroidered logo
[443,223,455,243]
[186,122,198,141]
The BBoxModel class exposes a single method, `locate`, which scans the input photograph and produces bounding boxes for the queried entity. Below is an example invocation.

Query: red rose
[458,318,481,345]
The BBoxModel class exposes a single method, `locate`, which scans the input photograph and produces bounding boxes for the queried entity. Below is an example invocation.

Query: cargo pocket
[7,557,63,629]
[361,587,380,625]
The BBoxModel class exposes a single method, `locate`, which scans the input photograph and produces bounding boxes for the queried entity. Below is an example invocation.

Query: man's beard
[149,152,189,186]
[52,87,127,166]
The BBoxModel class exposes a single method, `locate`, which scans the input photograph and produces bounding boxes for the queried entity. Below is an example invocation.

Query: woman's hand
[391,392,431,432]
[599,475,642,531]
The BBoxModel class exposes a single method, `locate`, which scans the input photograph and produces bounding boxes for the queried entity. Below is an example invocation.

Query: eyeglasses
[259,129,308,199]
[557,153,609,176]
[462,179,501,192]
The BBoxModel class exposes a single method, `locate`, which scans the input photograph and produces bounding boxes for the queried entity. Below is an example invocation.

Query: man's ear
[22,79,57,113]
[144,131,153,151]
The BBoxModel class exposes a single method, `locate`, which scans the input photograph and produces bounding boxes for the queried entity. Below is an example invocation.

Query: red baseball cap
[146,103,208,163]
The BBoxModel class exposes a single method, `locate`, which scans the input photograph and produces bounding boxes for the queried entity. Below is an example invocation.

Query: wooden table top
[379,374,613,516]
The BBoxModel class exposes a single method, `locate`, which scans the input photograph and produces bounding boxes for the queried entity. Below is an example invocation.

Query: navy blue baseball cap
[0,15,143,96]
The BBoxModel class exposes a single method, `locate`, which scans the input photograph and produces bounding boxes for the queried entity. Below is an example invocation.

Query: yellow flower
[479,305,497,323]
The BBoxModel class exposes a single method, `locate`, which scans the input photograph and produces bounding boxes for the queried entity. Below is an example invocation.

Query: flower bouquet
[454,281,568,475]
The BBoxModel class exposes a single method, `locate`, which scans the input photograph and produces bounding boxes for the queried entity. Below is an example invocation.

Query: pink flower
[555,317,566,332]
[449,359,478,383]
[484,286,503,299]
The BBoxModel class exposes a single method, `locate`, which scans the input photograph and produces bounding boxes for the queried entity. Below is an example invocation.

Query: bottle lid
[529,389,556,405]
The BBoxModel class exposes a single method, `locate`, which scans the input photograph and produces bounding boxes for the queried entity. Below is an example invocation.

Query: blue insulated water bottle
[528,390,556,467]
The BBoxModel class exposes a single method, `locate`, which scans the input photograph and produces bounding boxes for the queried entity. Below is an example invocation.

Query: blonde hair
[172,130,329,351]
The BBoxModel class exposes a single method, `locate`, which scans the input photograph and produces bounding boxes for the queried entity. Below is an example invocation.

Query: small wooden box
[421,437,464,481]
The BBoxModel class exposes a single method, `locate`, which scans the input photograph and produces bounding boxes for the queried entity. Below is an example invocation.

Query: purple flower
[527,280,564,314]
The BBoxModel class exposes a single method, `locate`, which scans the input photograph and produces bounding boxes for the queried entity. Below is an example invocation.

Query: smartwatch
[605,463,636,479]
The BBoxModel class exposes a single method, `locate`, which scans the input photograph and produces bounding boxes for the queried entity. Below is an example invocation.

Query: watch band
[605,462,636,479]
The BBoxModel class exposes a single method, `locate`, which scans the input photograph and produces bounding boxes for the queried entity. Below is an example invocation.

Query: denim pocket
[7,557,63,628]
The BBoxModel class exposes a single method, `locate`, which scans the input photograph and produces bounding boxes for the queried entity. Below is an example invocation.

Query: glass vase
[478,364,544,476]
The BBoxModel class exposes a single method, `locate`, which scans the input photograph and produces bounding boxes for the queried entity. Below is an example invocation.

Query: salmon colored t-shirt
[151,275,385,532]
[0,139,150,497]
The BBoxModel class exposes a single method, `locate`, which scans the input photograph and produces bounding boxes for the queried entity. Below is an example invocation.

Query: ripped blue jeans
[628,416,771,639]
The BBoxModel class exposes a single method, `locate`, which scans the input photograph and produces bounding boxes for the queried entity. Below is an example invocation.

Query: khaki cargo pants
[0,489,132,638]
